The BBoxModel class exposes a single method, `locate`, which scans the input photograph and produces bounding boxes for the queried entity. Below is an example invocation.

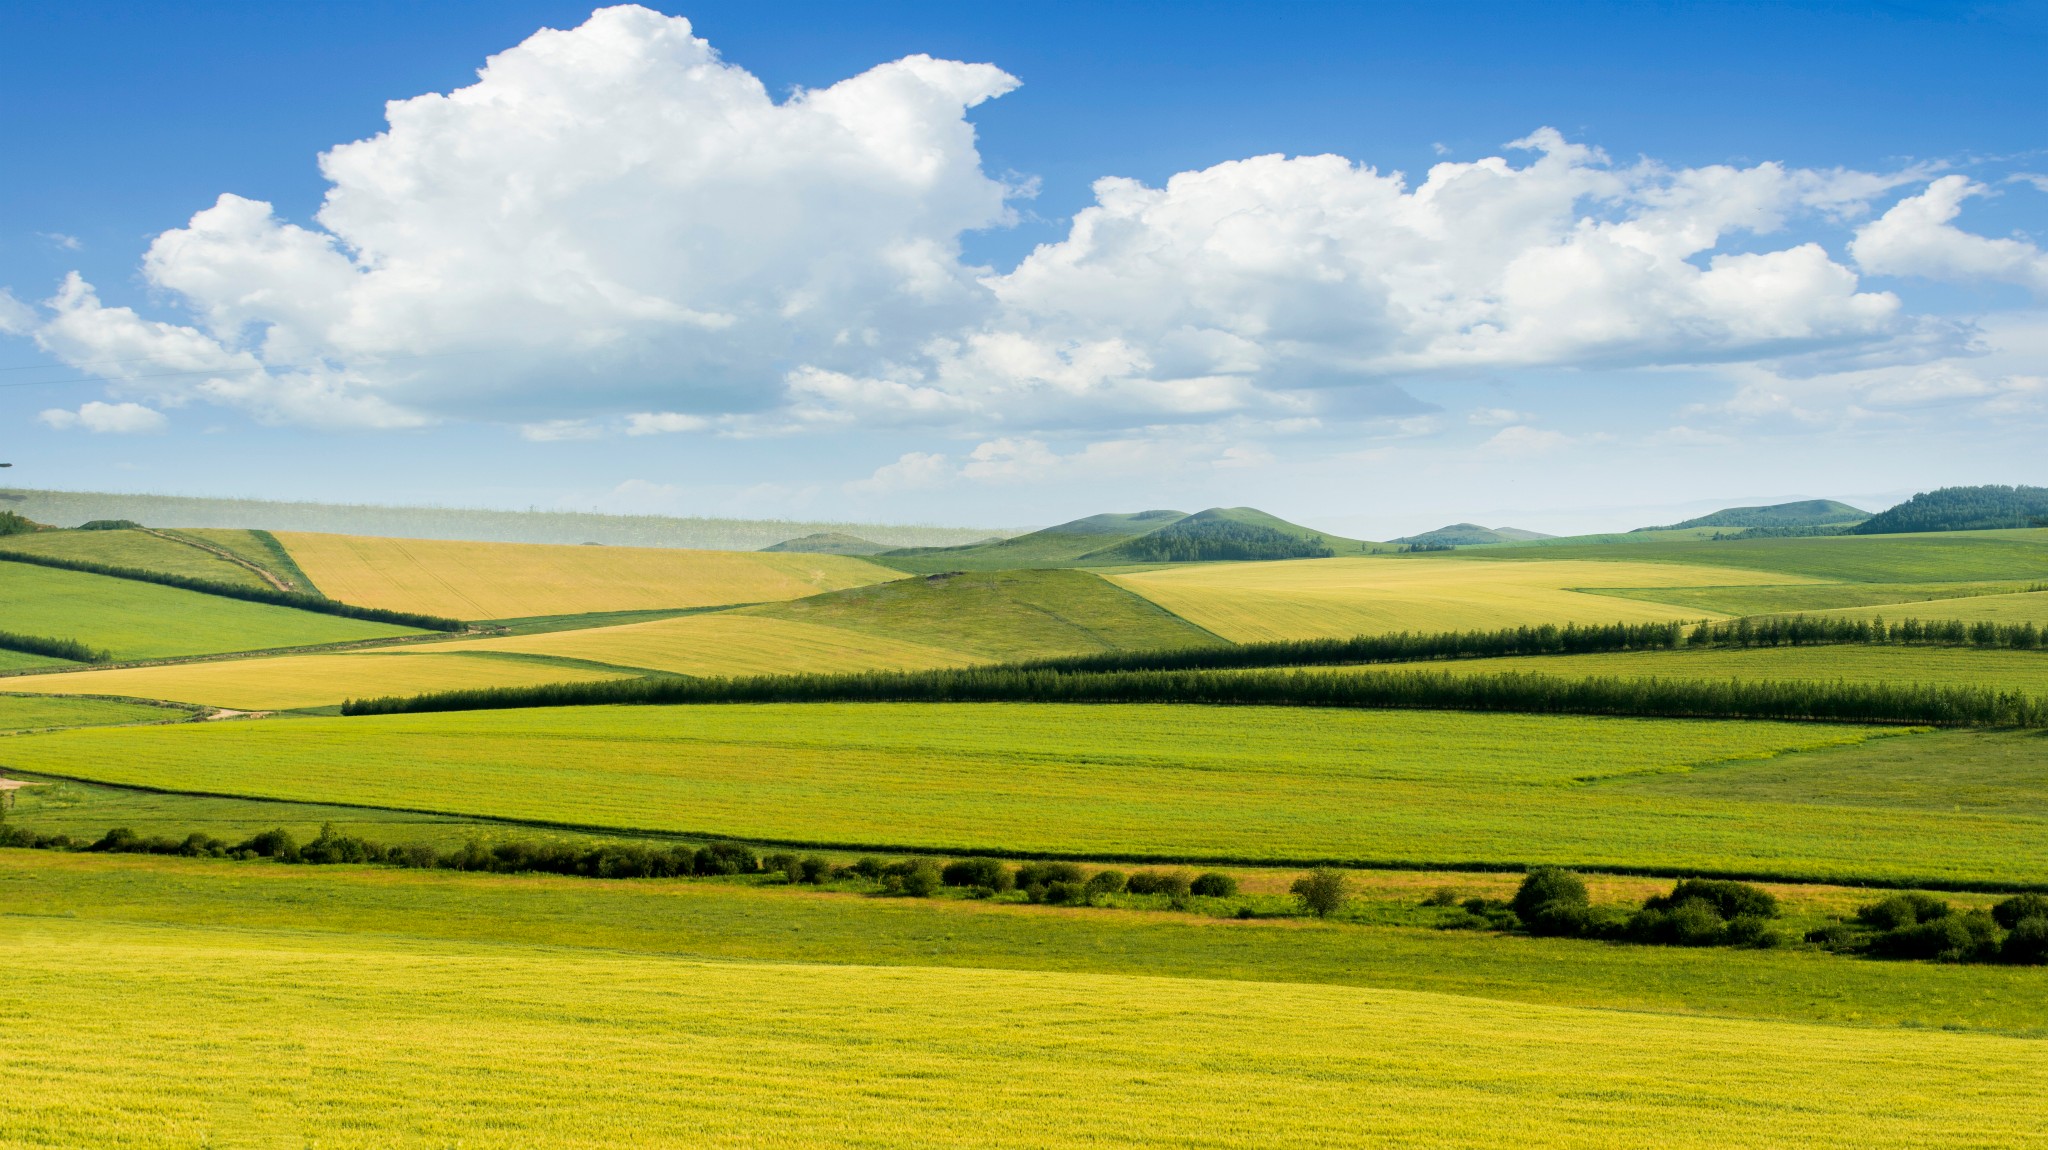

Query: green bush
[1035,880,1086,905]
[1290,867,1349,918]
[1804,923,1861,950]
[1645,879,1776,920]
[1510,867,1591,936]
[692,841,758,876]
[850,856,887,880]
[898,859,942,898]
[1190,872,1238,898]
[1857,893,1949,931]
[1084,870,1127,897]
[1422,887,1461,908]
[797,855,831,884]
[1724,913,1782,948]
[1992,893,2048,929]
[1125,870,1192,898]
[941,858,1013,891]
[763,852,799,880]
[2000,916,2048,964]
[1016,861,1084,890]
[1871,911,1996,962]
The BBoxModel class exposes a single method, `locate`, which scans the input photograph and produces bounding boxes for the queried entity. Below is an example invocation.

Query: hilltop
[1640,499,1869,532]
[1850,485,2048,535]
[760,532,894,555]
[1391,523,1555,547]
[876,507,1367,572]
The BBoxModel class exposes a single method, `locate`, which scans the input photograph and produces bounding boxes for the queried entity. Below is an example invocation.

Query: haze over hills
[1391,524,1556,547]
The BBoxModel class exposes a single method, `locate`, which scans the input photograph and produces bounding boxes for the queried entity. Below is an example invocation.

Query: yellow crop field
[1,651,635,710]
[5,916,2042,1149]
[276,532,894,620]
[409,611,978,677]
[1110,557,1816,642]
[1815,590,2048,626]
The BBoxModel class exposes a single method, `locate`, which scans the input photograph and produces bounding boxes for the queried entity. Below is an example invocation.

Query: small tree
[1290,867,1349,918]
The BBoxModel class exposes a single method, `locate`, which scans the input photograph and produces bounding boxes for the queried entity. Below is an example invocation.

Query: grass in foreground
[0,649,639,710]
[1107,557,1809,641]
[0,561,418,660]
[15,703,2043,885]
[276,531,895,619]
[2,878,2045,1147]
[745,568,1227,660]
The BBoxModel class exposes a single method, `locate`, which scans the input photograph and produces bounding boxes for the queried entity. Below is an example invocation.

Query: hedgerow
[0,550,465,631]
[0,629,110,663]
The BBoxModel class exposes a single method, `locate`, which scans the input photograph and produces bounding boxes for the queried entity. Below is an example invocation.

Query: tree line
[1689,613,2047,650]
[0,629,109,663]
[1014,620,1689,674]
[343,664,2048,727]
[0,550,464,632]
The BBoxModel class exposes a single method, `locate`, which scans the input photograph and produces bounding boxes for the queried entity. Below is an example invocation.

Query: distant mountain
[1641,499,1870,532]
[1849,485,2048,535]
[1391,523,1555,547]
[761,532,893,556]
[878,507,1366,572]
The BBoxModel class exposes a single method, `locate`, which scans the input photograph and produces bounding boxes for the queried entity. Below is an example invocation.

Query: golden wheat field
[274,532,894,620]
[0,650,635,710]
[404,611,977,678]
[1108,557,1817,642]
[3,916,2042,1149]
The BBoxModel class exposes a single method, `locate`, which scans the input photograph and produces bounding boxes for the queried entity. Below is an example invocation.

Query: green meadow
[13,701,2045,884]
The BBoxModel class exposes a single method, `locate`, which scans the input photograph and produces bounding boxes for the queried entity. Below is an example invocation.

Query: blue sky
[3,1,2044,535]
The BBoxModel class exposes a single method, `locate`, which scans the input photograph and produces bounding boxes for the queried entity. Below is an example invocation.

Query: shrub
[850,856,887,880]
[1036,880,1086,905]
[941,858,1012,891]
[1422,887,1462,908]
[1724,913,1782,948]
[393,842,439,868]
[1871,912,1996,962]
[1645,879,1776,921]
[1992,893,2048,929]
[693,841,757,876]
[1290,867,1349,918]
[1804,923,1861,950]
[898,859,942,898]
[1084,870,1127,897]
[797,855,831,884]
[1125,870,1192,898]
[1189,872,1238,898]
[2000,916,2048,965]
[1016,861,1084,889]
[1510,867,1591,936]
[763,852,799,881]
[1857,893,1949,931]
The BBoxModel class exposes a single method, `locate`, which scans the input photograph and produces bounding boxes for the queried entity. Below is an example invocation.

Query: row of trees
[344,664,2048,727]
[1807,892,2048,964]
[0,629,109,663]
[1689,613,2048,650]
[0,550,464,632]
[1014,621,1689,675]
[1446,869,1790,948]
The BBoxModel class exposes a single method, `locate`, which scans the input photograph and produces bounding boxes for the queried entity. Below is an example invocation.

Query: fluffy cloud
[10,4,2034,452]
[1851,175,2048,293]
[39,401,168,434]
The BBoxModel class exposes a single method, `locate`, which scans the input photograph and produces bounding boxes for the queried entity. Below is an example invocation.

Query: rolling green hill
[877,507,1368,572]
[760,532,895,555]
[1641,499,1870,532]
[744,567,1226,660]
[0,527,271,589]
[1851,485,2048,535]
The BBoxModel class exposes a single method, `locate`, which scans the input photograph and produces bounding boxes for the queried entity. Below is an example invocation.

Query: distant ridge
[0,488,1004,552]
[761,532,892,556]
[1639,499,1869,532]
[1391,523,1555,546]
[878,506,1368,573]
[1850,485,2048,535]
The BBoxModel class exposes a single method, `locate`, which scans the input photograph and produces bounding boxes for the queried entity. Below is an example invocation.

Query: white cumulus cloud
[40,401,168,434]
[1851,175,2048,293]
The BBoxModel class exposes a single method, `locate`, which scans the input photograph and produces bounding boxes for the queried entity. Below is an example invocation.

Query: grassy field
[0,649,73,673]
[16,702,2048,884]
[1471,528,2048,582]
[1590,579,2043,616]
[1,650,640,710]
[6,914,2041,1149]
[276,531,895,619]
[0,693,187,732]
[175,527,324,592]
[0,561,419,660]
[412,612,977,679]
[1109,557,1810,641]
[1400,644,2048,691]
[745,568,1226,660]
[1814,591,2048,625]
[0,527,269,587]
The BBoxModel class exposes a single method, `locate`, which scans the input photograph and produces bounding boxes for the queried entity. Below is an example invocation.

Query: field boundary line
[7,767,2044,895]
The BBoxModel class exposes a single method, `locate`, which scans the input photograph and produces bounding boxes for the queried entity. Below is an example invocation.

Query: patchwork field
[0,527,269,587]
[1109,557,1812,641]
[0,561,419,660]
[15,702,2043,884]
[410,612,976,679]
[1589,579,2044,616]
[1815,590,2048,625]
[744,568,1227,660]
[275,531,895,619]
[0,693,187,732]
[0,650,640,711]
[5,915,2040,1149]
